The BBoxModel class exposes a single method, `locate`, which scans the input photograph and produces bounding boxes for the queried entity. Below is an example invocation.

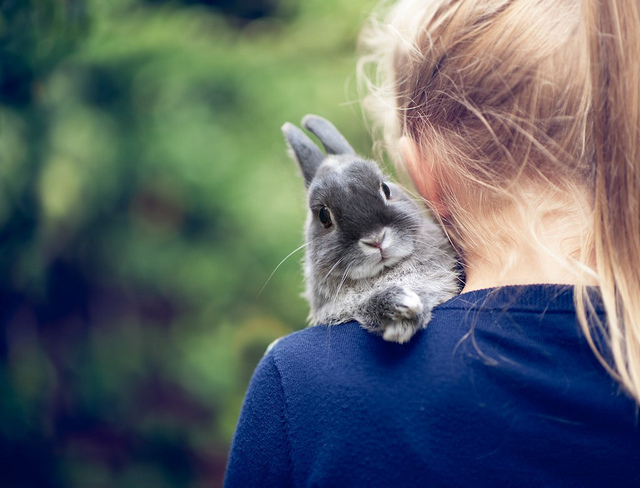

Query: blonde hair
[359,0,640,402]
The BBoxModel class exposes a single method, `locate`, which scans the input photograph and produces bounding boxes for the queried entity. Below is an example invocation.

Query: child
[225,1,640,485]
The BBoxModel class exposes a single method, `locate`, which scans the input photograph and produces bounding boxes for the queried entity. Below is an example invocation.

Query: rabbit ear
[282,122,325,187]
[302,114,356,156]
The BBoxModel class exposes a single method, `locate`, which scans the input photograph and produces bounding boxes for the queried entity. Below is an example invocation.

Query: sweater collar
[437,284,604,313]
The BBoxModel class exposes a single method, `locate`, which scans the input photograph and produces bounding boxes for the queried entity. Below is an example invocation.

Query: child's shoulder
[265,322,365,360]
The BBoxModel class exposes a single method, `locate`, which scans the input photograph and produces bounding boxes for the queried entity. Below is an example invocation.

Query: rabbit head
[283,116,436,310]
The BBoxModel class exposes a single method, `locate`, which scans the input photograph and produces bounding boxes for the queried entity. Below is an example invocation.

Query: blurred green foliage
[0,0,374,486]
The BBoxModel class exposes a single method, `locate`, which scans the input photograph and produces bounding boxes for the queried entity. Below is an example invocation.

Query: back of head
[359,0,640,401]
[361,0,593,254]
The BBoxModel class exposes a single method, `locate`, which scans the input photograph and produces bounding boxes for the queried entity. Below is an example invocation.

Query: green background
[0,0,376,486]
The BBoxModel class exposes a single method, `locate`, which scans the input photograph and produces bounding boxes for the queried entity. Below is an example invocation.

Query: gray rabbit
[282,115,459,343]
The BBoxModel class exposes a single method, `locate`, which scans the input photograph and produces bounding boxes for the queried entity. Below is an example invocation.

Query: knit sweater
[224,285,640,487]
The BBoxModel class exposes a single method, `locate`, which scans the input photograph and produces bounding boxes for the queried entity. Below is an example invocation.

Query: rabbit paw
[382,289,423,343]
[362,287,429,344]
[388,288,423,320]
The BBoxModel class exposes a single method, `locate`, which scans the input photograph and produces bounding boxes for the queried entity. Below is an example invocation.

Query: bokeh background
[0,0,376,486]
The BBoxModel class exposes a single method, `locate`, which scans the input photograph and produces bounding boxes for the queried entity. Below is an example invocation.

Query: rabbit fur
[282,115,459,343]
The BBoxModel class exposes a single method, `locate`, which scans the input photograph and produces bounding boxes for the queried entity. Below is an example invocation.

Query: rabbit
[281,115,460,343]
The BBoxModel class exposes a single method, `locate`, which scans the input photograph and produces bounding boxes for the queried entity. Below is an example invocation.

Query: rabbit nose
[361,229,387,249]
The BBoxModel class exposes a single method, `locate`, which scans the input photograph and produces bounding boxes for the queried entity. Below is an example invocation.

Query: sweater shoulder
[265,322,368,368]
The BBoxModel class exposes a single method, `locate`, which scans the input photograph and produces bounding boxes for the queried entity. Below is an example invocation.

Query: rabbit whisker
[332,263,352,305]
[322,255,347,283]
[258,242,308,297]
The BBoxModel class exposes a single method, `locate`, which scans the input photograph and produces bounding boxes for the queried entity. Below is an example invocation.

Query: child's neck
[462,250,594,293]
[460,200,595,293]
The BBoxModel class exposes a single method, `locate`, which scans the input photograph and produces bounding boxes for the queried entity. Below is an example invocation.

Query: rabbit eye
[381,182,391,200]
[318,206,332,228]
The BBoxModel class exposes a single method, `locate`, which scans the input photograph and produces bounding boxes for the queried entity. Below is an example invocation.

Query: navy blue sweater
[225,285,640,487]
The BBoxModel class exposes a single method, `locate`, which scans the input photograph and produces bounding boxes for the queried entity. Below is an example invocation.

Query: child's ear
[400,136,449,218]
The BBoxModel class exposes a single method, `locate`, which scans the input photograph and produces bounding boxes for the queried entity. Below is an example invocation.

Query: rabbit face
[305,157,422,283]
